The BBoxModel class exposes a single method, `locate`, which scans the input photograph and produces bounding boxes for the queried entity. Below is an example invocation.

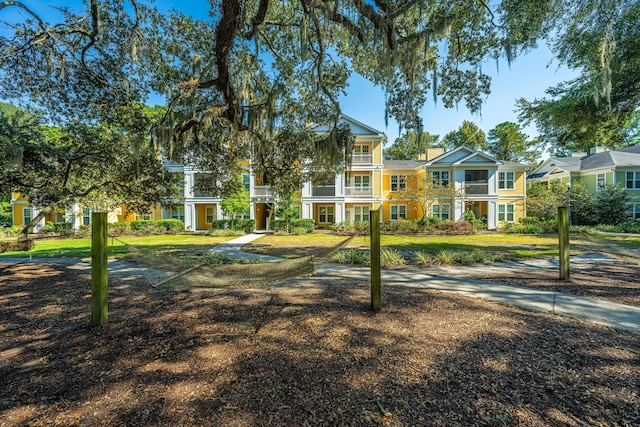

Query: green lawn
[0,234,235,259]
[244,232,580,260]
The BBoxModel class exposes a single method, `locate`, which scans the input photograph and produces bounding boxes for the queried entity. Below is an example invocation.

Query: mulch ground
[1,260,639,426]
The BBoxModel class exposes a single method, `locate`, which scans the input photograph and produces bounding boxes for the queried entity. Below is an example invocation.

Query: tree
[487,121,540,163]
[568,182,597,226]
[1,0,577,197]
[526,181,569,221]
[442,121,487,151]
[389,174,461,219]
[275,193,301,234]
[0,105,182,240]
[517,0,640,153]
[220,176,250,229]
[384,131,439,160]
[595,184,629,225]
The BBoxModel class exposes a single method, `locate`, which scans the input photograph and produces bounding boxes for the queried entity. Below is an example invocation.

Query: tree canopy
[487,121,540,163]
[2,0,628,191]
[441,120,487,151]
[384,130,439,160]
[0,103,181,237]
[516,0,640,153]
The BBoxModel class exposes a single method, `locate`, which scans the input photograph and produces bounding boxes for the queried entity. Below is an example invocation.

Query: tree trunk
[18,204,54,241]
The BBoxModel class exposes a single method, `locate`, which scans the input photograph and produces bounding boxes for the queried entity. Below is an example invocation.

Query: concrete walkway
[212,233,640,334]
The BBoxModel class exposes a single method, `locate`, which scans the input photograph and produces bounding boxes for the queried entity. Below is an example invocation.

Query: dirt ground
[1,259,639,426]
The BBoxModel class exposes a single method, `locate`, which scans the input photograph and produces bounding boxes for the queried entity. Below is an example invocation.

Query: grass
[0,234,236,259]
[248,232,566,261]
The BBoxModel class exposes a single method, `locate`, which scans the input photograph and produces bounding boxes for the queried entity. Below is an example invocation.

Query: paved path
[214,233,640,334]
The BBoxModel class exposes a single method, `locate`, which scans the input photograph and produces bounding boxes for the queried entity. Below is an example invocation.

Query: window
[354,145,370,154]
[235,207,251,220]
[242,174,250,192]
[390,174,407,191]
[354,205,370,222]
[205,206,216,224]
[390,204,407,221]
[318,205,335,224]
[55,210,65,222]
[348,175,370,190]
[432,203,450,220]
[431,170,450,186]
[82,207,91,225]
[169,206,185,221]
[498,204,515,222]
[23,207,32,226]
[498,171,515,190]
[631,204,640,220]
[597,173,606,191]
[626,171,640,189]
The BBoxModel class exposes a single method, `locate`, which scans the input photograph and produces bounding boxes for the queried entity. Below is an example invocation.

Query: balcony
[344,186,373,197]
[464,182,489,195]
[253,185,274,197]
[193,189,214,197]
[312,185,335,197]
[352,153,373,165]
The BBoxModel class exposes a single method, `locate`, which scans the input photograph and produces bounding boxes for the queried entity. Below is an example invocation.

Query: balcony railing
[352,154,373,164]
[344,186,373,197]
[464,182,489,195]
[312,185,335,197]
[253,185,274,197]
[193,190,214,197]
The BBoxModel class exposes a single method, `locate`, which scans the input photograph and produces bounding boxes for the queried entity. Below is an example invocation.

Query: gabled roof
[312,114,384,136]
[581,150,640,170]
[529,156,581,177]
[382,160,426,171]
[618,144,640,154]
[529,146,640,179]
[424,145,503,166]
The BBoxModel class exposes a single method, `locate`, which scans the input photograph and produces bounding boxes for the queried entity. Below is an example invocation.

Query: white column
[184,202,195,230]
[335,202,344,223]
[302,181,311,197]
[302,202,312,219]
[488,201,498,230]
[185,173,194,198]
[335,174,344,197]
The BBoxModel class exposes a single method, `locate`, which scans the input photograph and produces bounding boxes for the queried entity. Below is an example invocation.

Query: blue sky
[2,1,578,146]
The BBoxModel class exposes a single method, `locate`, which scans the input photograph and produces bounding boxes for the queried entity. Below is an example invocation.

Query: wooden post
[558,206,570,280]
[91,212,108,326]
[370,209,381,312]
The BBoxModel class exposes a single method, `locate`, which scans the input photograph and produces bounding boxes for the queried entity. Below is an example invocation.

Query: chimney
[589,146,609,155]
[425,147,444,161]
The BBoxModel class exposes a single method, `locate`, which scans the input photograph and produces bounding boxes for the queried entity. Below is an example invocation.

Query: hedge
[210,219,254,232]
[270,218,315,233]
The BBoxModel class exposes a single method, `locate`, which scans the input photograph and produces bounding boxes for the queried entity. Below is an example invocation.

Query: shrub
[2,225,25,237]
[433,249,456,265]
[271,218,315,233]
[433,221,477,235]
[211,219,254,232]
[380,248,406,268]
[413,250,433,266]
[290,226,310,235]
[396,219,421,234]
[157,219,184,233]
[331,248,369,265]
[503,222,543,234]
[208,228,244,237]
[75,224,91,238]
[43,222,74,235]
[108,221,130,236]
[129,220,157,234]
